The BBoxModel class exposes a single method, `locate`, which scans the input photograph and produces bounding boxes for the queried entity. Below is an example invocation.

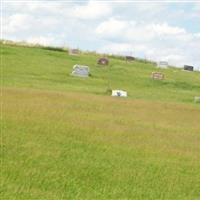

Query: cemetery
[1,0,200,198]
[2,41,200,200]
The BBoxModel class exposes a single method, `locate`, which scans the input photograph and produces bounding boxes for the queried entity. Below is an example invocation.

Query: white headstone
[71,64,89,77]
[157,61,168,69]
[112,90,127,97]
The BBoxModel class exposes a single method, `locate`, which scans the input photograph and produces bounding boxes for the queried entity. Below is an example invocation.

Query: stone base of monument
[194,96,200,103]
[112,90,127,97]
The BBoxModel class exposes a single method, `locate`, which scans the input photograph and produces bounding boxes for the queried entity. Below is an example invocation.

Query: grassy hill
[1,43,200,200]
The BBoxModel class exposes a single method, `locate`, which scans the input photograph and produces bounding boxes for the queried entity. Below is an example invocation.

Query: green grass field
[1,43,200,200]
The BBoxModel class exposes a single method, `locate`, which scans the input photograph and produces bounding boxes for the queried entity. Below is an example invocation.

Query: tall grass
[1,43,200,199]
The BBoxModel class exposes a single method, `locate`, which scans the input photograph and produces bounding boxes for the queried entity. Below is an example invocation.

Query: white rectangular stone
[112,90,127,97]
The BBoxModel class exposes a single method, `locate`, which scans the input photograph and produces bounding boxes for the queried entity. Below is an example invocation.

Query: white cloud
[26,36,56,46]
[133,2,166,12]
[4,13,60,36]
[96,19,187,43]
[99,43,134,55]
[151,23,186,35]
[5,14,34,33]
[3,1,70,15]
[96,18,135,39]
[2,1,200,68]
[193,2,200,17]
[71,1,112,20]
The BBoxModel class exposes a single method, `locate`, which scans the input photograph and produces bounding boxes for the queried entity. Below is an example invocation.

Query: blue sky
[2,1,200,69]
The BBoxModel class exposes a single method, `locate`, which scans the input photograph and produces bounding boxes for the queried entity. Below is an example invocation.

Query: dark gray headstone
[184,65,194,71]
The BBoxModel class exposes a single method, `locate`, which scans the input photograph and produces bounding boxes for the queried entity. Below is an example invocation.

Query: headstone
[184,65,193,71]
[151,72,165,80]
[97,58,109,65]
[112,90,127,97]
[194,96,200,103]
[71,64,89,77]
[69,48,79,55]
[157,61,168,68]
[125,56,135,62]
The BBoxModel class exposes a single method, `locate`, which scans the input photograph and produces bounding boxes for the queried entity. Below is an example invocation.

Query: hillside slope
[1,43,200,200]
[2,43,200,103]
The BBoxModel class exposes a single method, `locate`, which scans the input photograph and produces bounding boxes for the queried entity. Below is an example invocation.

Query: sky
[1,0,200,69]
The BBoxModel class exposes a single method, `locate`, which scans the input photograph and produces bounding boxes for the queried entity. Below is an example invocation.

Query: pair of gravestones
[71,66,128,97]
[71,58,109,77]
[71,57,109,78]
[98,58,127,97]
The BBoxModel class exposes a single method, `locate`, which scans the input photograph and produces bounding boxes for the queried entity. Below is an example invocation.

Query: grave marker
[151,72,165,80]
[112,90,127,97]
[71,64,89,77]
[69,49,79,55]
[97,58,109,65]
[184,65,194,71]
